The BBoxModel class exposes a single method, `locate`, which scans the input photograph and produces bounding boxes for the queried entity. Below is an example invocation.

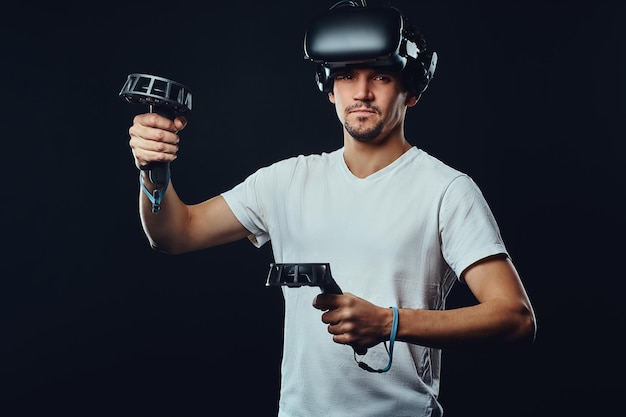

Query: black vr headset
[304,2,438,95]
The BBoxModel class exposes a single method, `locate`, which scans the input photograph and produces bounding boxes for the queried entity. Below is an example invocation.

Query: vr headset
[304,4,437,95]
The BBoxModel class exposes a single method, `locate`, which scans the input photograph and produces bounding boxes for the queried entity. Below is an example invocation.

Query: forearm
[139,170,191,254]
[395,299,536,349]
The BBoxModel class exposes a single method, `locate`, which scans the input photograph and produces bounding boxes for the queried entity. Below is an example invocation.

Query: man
[127,2,536,416]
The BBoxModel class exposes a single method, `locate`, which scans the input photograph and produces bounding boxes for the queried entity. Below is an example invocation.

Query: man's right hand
[128,113,187,170]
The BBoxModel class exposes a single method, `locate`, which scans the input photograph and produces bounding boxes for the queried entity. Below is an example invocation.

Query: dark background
[2,1,623,415]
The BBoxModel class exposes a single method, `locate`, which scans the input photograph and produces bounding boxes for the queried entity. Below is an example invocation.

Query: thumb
[174,116,188,132]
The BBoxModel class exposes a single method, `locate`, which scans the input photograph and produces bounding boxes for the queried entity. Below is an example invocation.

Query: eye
[373,74,392,82]
[333,73,355,81]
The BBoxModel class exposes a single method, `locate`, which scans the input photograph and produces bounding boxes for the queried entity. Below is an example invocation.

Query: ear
[328,91,336,104]
[406,94,421,107]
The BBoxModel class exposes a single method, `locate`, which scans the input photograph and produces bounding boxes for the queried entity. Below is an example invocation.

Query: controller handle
[144,105,177,186]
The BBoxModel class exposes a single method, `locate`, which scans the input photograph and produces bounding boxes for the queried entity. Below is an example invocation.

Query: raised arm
[128,113,251,254]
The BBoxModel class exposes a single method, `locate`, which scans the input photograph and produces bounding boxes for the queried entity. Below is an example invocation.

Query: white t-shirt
[222,147,508,417]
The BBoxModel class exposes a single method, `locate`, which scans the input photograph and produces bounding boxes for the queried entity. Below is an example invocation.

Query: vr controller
[266,263,369,356]
[119,73,193,187]
[304,5,437,95]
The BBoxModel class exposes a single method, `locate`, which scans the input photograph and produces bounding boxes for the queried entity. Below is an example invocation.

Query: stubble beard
[344,104,384,142]
[345,118,384,142]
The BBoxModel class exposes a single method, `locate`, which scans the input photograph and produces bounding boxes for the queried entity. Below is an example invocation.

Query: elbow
[149,242,171,254]
[148,239,185,255]
[512,304,537,348]
[525,309,538,346]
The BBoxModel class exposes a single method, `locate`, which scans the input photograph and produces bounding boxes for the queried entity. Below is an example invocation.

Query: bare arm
[313,255,536,350]
[129,113,251,254]
[395,255,536,348]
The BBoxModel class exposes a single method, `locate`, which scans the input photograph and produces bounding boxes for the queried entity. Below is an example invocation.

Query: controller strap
[139,169,170,213]
[354,306,399,373]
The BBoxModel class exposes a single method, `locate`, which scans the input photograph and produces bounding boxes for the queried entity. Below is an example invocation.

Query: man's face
[328,67,417,143]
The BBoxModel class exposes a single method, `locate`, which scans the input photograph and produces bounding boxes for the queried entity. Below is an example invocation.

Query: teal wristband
[382,306,399,372]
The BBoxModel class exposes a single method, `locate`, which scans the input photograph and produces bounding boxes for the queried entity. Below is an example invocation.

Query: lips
[348,108,377,116]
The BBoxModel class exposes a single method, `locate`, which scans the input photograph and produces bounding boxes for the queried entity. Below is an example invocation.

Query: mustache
[345,103,381,114]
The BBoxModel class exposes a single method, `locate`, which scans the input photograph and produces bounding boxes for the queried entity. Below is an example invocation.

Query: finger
[330,331,355,346]
[129,138,179,169]
[330,331,367,353]
[128,124,180,154]
[320,310,338,325]
[312,293,340,311]
[136,148,179,165]
[134,113,180,132]
[327,323,347,338]
[129,133,179,158]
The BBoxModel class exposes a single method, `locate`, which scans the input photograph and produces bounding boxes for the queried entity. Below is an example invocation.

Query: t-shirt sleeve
[221,168,271,248]
[439,175,509,280]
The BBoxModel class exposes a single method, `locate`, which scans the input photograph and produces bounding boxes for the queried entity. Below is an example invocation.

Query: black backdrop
[2,1,624,416]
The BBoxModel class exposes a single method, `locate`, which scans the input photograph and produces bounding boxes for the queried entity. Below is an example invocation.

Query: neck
[343,131,412,179]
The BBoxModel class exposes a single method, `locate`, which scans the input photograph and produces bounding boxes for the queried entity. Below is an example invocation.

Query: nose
[353,76,374,101]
